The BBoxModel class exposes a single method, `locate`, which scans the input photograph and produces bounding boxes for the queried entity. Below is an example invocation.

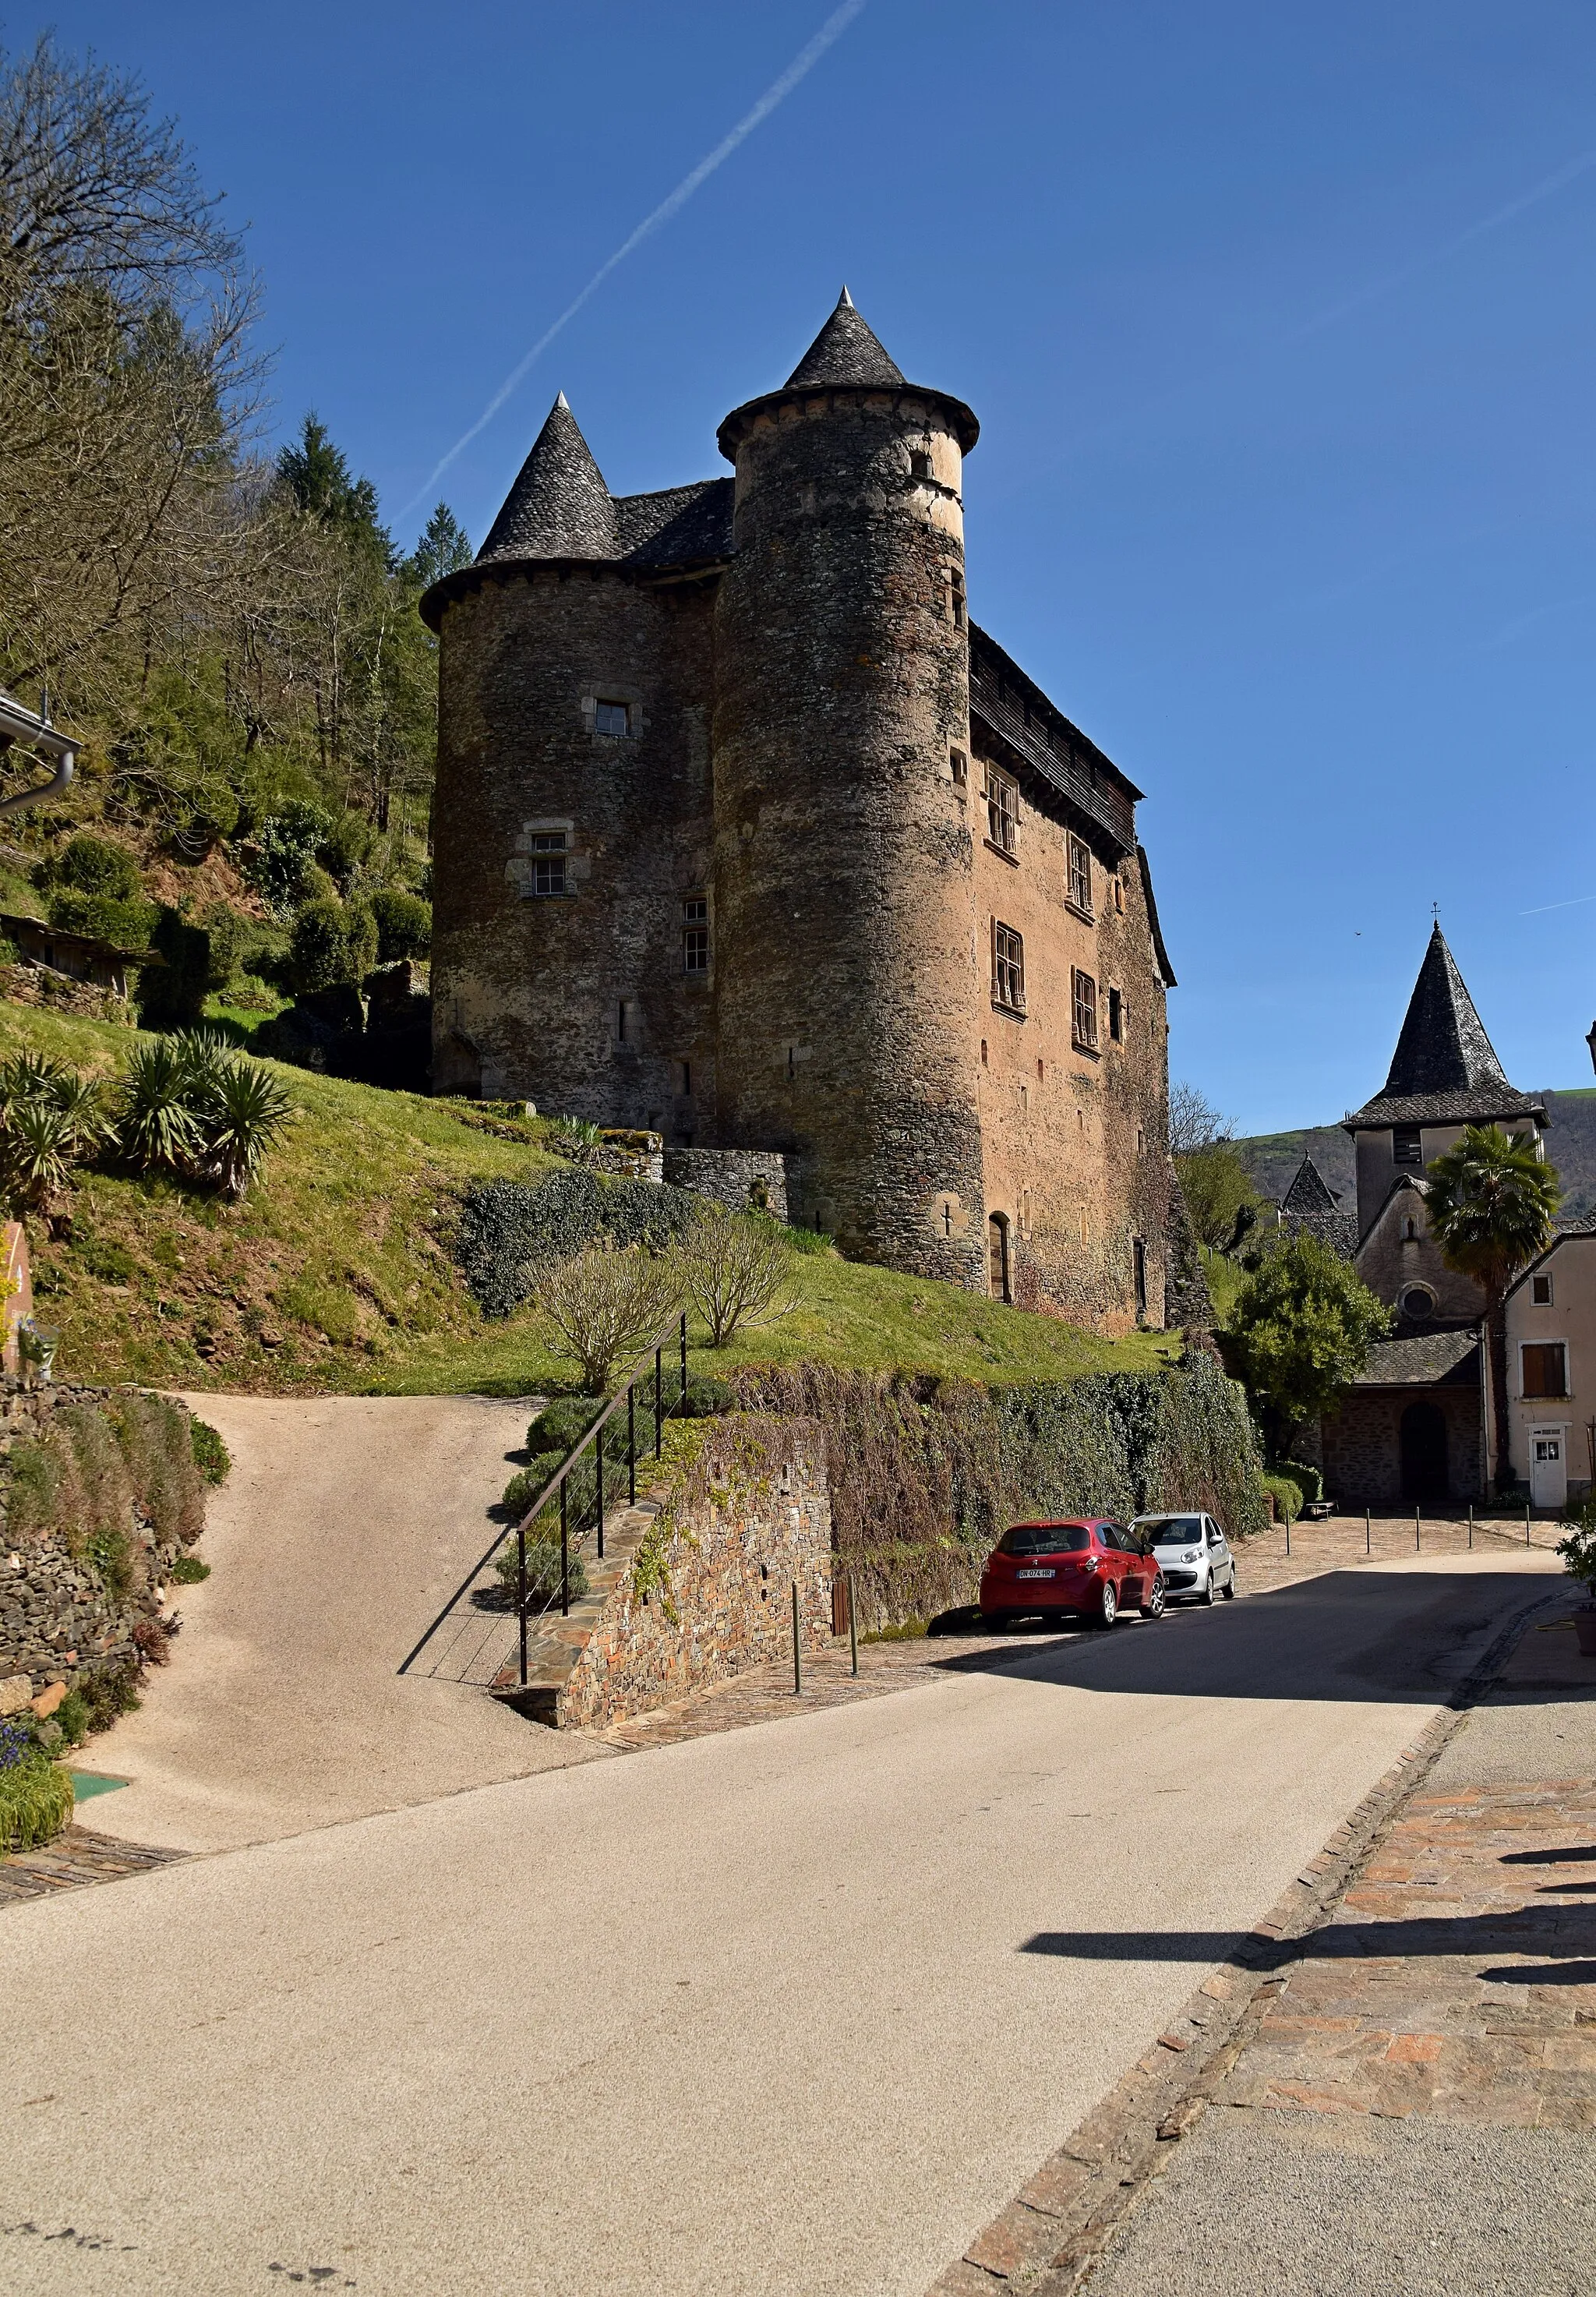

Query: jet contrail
[401,0,869,515]
[1521,890,1596,917]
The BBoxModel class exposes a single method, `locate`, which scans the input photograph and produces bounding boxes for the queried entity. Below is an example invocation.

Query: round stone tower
[711,291,987,1280]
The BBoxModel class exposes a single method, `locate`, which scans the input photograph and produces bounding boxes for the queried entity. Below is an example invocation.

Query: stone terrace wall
[0,1381,197,1713]
[559,1414,832,1731]
[662,1147,793,1221]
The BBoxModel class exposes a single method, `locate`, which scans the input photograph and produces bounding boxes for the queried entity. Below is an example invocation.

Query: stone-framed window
[950,747,969,790]
[1132,1236,1148,1316]
[683,896,709,975]
[911,449,933,481]
[1067,834,1093,918]
[1072,967,1099,1051]
[992,922,1026,1013]
[946,565,967,630]
[529,831,567,896]
[1532,1272,1554,1307]
[1107,986,1124,1043]
[984,764,1019,858]
[1111,873,1125,914]
[594,698,633,737]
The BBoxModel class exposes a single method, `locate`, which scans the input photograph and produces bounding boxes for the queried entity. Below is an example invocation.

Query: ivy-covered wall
[734,1355,1268,1625]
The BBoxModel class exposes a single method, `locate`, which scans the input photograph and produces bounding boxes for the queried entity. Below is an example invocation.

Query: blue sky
[27,2,1596,1133]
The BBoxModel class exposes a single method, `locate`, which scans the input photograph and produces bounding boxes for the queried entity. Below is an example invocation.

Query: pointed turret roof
[785,287,906,389]
[1282,1156,1340,1217]
[1344,925,1546,1131]
[475,393,616,563]
[717,287,978,460]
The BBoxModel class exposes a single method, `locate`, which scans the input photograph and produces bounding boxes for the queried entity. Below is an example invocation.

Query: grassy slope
[0,1003,1166,1397]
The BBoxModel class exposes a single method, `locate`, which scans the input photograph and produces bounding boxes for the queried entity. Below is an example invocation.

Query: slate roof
[477,394,616,562]
[613,479,733,568]
[1282,1155,1340,1217]
[1351,1329,1481,1387]
[785,287,906,389]
[1345,924,1546,1130]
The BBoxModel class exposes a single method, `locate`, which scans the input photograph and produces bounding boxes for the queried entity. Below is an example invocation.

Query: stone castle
[422,292,1175,1331]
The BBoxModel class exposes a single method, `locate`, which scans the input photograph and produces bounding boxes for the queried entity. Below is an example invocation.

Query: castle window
[1112,875,1125,914]
[682,895,709,975]
[594,699,631,737]
[1107,986,1124,1043]
[529,830,567,896]
[1133,1237,1148,1317]
[992,922,1026,1013]
[677,1059,692,1097]
[1067,834,1093,917]
[980,1038,989,1067]
[950,747,968,789]
[1393,1126,1423,1166]
[984,765,1019,857]
[988,1212,1012,1302]
[1532,1272,1554,1307]
[1522,1341,1568,1399]
[948,566,966,630]
[911,450,932,480]
[1072,967,1100,1051]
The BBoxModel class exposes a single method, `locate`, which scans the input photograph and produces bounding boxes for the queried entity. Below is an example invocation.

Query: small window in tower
[1133,1237,1148,1316]
[1532,1272,1554,1307]
[529,830,567,897]
[910,450,932,481]
[1393,1126,1423,1166]
[677,1059,692,1097]
[980,1038,989,1067]
[594,698,631,737]
[1067,834,1093,917]
[1112,875,1125,914]
[984,765,1019,857]
[682,894,709,975]
[948,566,967,630]
[1107,986,1124,1043]
[1072,967,1100,1051]
[949,748,968,789]
[992,923,1026,1013]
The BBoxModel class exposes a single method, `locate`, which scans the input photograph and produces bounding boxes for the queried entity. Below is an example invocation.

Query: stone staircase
[490,1490,664,1727]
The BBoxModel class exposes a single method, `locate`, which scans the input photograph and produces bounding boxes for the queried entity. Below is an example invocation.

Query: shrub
[40,833,142,900]
[1260,1472,1303,1525]
[79,1661,140,1730]
[47,888,157,947]
[1280,1458,1323,1505]
[527,1398,604,1454]
[344,896,378,983]
[456,1171,699,1319]
[673,1203,794,1348]
[242,801,334,913]
[502,1451,568,1514]
[370,887,432,963]
[0,1094,74,1208]
[0,1748,73,1850]
[51,1688,90,1746]
[680,1375,736,1418]
[118,1037,205,1169]
[322,810,376,887]
[132,1616,173,1665]
[493,1530,588,1606]
[288,897,356,995]
[533,1239,683,1393]
[191,1053,293,1199]
[190,1417,231,1485]
[170,1551,210,1582]
[199,899,252,991]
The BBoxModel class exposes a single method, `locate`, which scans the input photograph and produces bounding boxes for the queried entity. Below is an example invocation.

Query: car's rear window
[1140,1516,1202,1543]
[1001,1524,1093,1557]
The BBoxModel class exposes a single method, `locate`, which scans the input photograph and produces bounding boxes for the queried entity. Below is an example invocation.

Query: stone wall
[557,1415,832,1731]
[1319,1387,1485,1507]
[0,963,132,1026]
[0,1382,199,1714]
[662,1147,793,1220]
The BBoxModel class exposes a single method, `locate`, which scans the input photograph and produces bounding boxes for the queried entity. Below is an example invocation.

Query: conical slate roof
[476,393,616,563]
[1345,925,1546,1130]
[1282,1156,1340,1216]
[785,287,906,389]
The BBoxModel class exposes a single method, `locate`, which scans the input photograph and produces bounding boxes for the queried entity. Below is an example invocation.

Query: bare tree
[532,1240,683,1393]
[673,1203,795,1348]
[1168,1080,1234,1159]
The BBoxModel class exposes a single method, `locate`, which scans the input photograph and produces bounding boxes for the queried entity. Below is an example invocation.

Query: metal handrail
[397,1310,691,1678]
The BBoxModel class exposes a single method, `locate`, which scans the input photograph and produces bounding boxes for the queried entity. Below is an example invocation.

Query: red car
[979,1518,1165,1631]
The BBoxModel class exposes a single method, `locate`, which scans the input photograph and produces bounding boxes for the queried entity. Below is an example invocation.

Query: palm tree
[1425,1126,1560,1493]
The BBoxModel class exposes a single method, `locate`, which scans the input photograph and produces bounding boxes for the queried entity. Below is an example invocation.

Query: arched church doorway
[1400,1401,1449,1503]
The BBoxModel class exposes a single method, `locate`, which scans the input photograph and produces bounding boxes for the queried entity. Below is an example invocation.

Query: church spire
[1380,923,1511,1101]
[476,393,616,563]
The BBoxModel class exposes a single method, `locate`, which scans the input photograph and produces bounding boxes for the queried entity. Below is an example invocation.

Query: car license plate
[1015,1567,1055,1579]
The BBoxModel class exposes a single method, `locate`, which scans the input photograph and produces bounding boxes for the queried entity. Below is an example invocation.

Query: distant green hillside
[1235,1087,1596,1225]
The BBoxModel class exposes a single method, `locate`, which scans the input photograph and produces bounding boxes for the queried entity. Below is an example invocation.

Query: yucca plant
[0,1097,73,1209]
[193,1056,293,1199]
[44,1069,115,1157]
[117,1039,204,1171]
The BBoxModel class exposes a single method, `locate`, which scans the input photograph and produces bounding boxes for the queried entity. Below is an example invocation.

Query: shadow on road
[920,1569,1563,1708]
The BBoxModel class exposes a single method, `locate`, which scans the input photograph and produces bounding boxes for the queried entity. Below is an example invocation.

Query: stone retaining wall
[662,1147,794,1221]
[557,1414,832,1730]
[0,1381,196,1712]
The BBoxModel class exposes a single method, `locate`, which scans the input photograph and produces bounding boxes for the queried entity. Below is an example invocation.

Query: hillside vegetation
[0,1004,1168,1397]
[1234,1090,1596,1223]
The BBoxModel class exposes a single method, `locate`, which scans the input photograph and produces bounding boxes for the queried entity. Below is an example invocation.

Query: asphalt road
[0,1553,1560,2297]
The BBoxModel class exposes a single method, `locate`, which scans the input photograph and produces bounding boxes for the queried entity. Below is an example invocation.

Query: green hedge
[736,1354,1269,1624]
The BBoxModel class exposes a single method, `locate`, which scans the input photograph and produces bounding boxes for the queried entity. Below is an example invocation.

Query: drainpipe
[0,689,76,815]
[1478,1321,1491,1501]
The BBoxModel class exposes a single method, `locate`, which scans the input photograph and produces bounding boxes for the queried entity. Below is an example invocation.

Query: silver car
[1132,1512,1236,1606]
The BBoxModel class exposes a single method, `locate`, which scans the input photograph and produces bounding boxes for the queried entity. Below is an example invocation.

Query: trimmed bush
[493,1531,588,1606]
[457,1171,699,1320]
[47,888,157,947]
[370,887,432,963]
[680,1374,736,1419]
[1261,1471,1303,1525]
[40,833,142,900]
